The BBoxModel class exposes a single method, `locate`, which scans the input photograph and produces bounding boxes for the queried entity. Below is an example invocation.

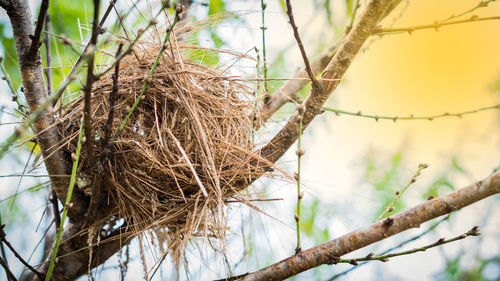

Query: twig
[294,104,305,254]
[44,116,85,281]
[82,0,101,174]
[239,171,499,280]
[43,14,52,96]
[322,103,500,122]
[50,189,61,228]
[376,163,428,221]
[327,215,450,280]
[49,0,118,107]
[439,0,497,23]
[9,143,37,210]
[102,43,123,149]
[257,0,396,168]
[374,16,500,35]
[260,0,268,94]
[86,43,123,224]
[333,226,480,265]
[0,225,45,279]
[112,5,182,140]
[0,57,27,114]
[0,212,12,281]
[28,0,49,57]
[285,0,321,90]
[346,0,361,33]
[1,0,89,219]
[94,2,171,80]
[0,256,17,281]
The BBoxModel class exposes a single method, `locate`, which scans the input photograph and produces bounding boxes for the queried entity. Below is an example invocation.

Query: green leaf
[208,0,226,16]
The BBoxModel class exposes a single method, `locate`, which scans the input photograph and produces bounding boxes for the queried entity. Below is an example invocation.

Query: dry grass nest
[61,43,264,257]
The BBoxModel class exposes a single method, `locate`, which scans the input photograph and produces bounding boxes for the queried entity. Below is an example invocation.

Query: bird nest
[60,43,263,258]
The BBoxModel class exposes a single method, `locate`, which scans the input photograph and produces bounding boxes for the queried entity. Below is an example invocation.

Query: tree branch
[258,45,335,125]
[239,171,500,280]
[33,222,133,281]
[28,0,49,57]
[2,0,89,219]
[285,0,320,89]
[258,0,394,164]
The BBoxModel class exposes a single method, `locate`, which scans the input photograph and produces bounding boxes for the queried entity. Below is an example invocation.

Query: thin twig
[327,215,451,280]
[323,103,500,122]
[49,0,118,107]
[0,225,45,279]
[333,226,480,265]
[376,163,428,221]
[0,57,27,114]
[285,0,321,90]
[43,14,52,96]
[374,15,500,35]
[86,43,123,224]
[0,256,17,281]
[239,171,499,280]
[102,43,123,149]
[0,212,12,281]
[94,3,171,80]
[439,0,497,23]
[28,0,49,57]
[294,104,305,254]
[346,0,361,33]
[82,0,101,175]
[49,189,61,228]
[260,0,268,95]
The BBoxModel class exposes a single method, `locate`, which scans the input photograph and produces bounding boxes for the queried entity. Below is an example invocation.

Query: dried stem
[376,163,428,221]
[238,171,500,280]
[285,0,321,90]
[323,103,500,122]
[333,226,480,265]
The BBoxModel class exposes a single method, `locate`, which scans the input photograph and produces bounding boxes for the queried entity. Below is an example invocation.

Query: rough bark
[239,171,500,280]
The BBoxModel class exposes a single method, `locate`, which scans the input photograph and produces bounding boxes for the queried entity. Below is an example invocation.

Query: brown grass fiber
[60,35,266,262]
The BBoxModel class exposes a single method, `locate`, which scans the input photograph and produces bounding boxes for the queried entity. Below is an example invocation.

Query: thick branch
[239,171,500,280]
[2,0,88,219]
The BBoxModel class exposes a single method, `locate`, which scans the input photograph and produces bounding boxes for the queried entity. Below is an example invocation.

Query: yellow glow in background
[324,0,500,181]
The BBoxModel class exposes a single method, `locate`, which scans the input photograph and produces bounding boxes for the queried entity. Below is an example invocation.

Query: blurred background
[0,0,499,280]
